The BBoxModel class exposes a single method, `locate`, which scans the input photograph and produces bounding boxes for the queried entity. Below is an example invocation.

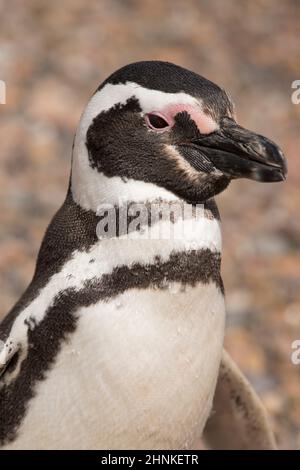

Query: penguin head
[72,61,287,209]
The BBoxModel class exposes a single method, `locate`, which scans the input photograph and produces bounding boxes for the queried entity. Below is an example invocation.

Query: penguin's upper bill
[73,61,287,205]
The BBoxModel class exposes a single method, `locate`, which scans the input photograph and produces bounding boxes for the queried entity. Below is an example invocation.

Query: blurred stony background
[0,0,299,449]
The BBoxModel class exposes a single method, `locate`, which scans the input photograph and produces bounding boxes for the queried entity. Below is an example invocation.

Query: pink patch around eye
[163,104,218,134]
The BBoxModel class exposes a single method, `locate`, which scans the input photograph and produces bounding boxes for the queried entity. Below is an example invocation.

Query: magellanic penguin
[0,61,287,450]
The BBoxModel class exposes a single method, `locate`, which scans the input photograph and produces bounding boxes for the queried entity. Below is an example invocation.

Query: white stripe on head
[71,82,218,211]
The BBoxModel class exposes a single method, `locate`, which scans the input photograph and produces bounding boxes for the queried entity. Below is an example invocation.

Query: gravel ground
[0,0,299,449]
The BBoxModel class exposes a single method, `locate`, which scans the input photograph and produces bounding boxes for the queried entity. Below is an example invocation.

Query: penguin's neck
[34,177,221,283]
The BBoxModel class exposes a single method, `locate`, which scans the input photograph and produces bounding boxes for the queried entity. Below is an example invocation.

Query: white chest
[2,208,225,450]
[6,281,225,450]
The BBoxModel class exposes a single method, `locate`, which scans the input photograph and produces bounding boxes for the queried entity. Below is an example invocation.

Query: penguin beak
[191,117,287,182]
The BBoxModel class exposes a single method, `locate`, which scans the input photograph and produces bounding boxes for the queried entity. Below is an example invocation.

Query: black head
[72,61,287,208]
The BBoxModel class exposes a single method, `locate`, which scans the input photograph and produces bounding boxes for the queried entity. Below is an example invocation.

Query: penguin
[0,61,286,450]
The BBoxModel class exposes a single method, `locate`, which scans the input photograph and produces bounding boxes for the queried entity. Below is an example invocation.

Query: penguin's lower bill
[185,117,287,182]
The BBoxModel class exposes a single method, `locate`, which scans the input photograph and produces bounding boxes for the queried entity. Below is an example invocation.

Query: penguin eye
[145,113,171,131]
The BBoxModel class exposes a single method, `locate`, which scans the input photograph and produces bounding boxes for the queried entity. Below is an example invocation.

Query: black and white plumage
[0,61,286,449]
